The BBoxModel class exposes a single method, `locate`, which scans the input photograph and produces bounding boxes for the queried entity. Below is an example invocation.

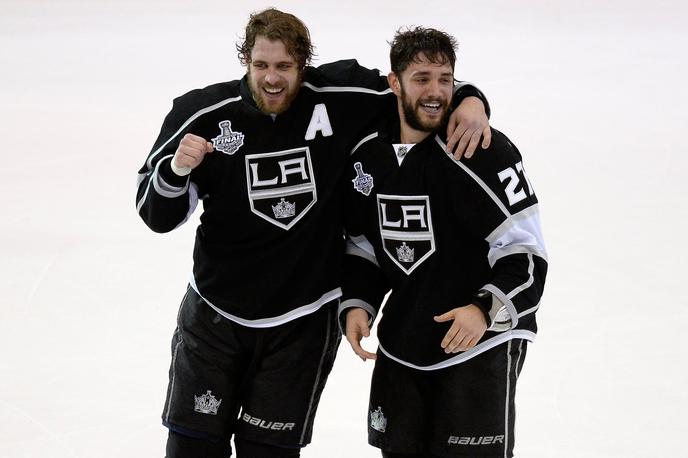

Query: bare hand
[173,133,214,171]
[345,308,377,361]
[446,96,491,160]
[433,304,488,353]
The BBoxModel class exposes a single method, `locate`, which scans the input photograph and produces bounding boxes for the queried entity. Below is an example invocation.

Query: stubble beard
[400,88,449,133]
[248,71,302,115]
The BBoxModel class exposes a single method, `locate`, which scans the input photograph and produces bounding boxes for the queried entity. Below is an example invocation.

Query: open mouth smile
[420,101,442,113]
[263,87,285,97]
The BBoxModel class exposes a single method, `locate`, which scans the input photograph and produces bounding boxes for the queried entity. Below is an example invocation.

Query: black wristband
[471,289,492,327]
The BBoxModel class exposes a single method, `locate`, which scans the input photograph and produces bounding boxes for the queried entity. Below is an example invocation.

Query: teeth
[264,87,283,94]
[422,102,440,108]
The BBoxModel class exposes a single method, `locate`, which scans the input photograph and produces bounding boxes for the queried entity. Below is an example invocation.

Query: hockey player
[136,8,491,458]
[342,27,547,457]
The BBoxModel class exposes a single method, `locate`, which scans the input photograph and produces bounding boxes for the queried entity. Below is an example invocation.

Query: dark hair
[236,8,315,68]
[389,26,458,75]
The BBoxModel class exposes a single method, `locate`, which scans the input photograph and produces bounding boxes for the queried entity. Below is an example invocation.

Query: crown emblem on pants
[194,390,222,415]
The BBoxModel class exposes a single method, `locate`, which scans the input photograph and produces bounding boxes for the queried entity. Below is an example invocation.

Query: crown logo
[396,242,415,263]
[194,390,222,415]
[272,198,296,219]
[212,120,244,155]
[370,406,387,433]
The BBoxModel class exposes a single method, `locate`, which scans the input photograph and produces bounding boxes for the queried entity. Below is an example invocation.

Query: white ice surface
[1,1,687,456]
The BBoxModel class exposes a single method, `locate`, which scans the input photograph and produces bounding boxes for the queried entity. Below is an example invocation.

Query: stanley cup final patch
[352,162,374,196]
[212,120,244,155]
[245,147,317,230]
[377,194,435,275]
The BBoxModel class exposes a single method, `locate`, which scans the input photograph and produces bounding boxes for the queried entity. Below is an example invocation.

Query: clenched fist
[172,133,214,175]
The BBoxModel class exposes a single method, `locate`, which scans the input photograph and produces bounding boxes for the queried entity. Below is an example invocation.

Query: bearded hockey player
[135,8,492,458]
[342,27,547,458]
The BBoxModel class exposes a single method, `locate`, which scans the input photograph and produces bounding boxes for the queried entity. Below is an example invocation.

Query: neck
[399,118,432,144]
[397,102,432,144]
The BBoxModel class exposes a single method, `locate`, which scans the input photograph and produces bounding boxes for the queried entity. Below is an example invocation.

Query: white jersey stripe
[173,182,200,230]
[189,275,341,328]
[301,81,392,95]
[504,339,512,458]
[378,330,535,371]
[435,136,511,218]
[350,132,379,156]
[518,300,540,318]
[507,254,535,299]
[145,96,242,170]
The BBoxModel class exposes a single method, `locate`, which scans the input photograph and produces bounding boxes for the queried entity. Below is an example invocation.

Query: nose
[264,70,279,86]
[427,79,442,97]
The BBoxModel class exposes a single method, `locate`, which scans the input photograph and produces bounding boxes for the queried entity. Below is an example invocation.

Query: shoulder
[303,59,389,92]
[449,128,536,212]
[171,80,242,115]
[459,128,523,175]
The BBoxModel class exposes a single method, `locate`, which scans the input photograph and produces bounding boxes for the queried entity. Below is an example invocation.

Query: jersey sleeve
[313,59,389,91]
[445,129,547,328]
[313,59,491,117]
[453,81,491,118]
[338,143,391,333]
[135,91,208,233]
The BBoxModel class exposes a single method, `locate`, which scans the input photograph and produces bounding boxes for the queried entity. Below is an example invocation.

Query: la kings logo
[245,147,317,230]
[377,194,435,275]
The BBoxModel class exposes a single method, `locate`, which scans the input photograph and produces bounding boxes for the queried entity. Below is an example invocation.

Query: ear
[387,72,401,96]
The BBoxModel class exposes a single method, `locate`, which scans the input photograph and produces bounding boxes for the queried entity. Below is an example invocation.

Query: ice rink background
[1,0,687,456]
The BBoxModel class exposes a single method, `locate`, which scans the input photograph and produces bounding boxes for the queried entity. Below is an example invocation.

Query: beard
[248,71,302,115]
[400,88,450,133]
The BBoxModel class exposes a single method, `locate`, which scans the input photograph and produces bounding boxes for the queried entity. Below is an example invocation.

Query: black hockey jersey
[136,60,488,327]
[341,125,547,369]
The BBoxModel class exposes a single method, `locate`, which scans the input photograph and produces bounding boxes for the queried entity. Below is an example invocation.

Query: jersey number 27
[498,161,534,206]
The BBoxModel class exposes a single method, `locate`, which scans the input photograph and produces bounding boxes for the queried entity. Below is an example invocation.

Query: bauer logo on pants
[377,194,435,275]
[245,147,317,230]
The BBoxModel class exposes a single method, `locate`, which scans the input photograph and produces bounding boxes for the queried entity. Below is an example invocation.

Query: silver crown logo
[212,120,245,155]
[396,242,415,263]
[272,198,296,219]
[370,406,387,433]
[352,162,374,196]
[194,390,222,415]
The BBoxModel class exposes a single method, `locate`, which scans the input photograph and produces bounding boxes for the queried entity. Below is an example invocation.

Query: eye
[278,63,293,71]
[253,62,267,70]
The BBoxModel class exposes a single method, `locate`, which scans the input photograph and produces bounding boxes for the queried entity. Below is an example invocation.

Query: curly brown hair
[236,8,315,69]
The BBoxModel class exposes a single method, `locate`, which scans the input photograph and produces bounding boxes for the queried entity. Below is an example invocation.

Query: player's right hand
[345,308,377,362]
[173,133,214,171]
[434,304,488,353]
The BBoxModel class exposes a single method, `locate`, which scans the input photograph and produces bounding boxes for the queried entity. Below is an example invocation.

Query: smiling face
[389,52,454,134]
[247,36,302,115]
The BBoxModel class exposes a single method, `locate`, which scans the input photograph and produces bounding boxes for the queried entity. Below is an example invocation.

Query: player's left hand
[345,308,378,361]
[434,304,488,353]
[446,96,491,160]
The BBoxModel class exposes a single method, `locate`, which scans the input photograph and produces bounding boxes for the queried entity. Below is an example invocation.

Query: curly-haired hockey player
[136,8,492,458]
[342,27,547,457]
